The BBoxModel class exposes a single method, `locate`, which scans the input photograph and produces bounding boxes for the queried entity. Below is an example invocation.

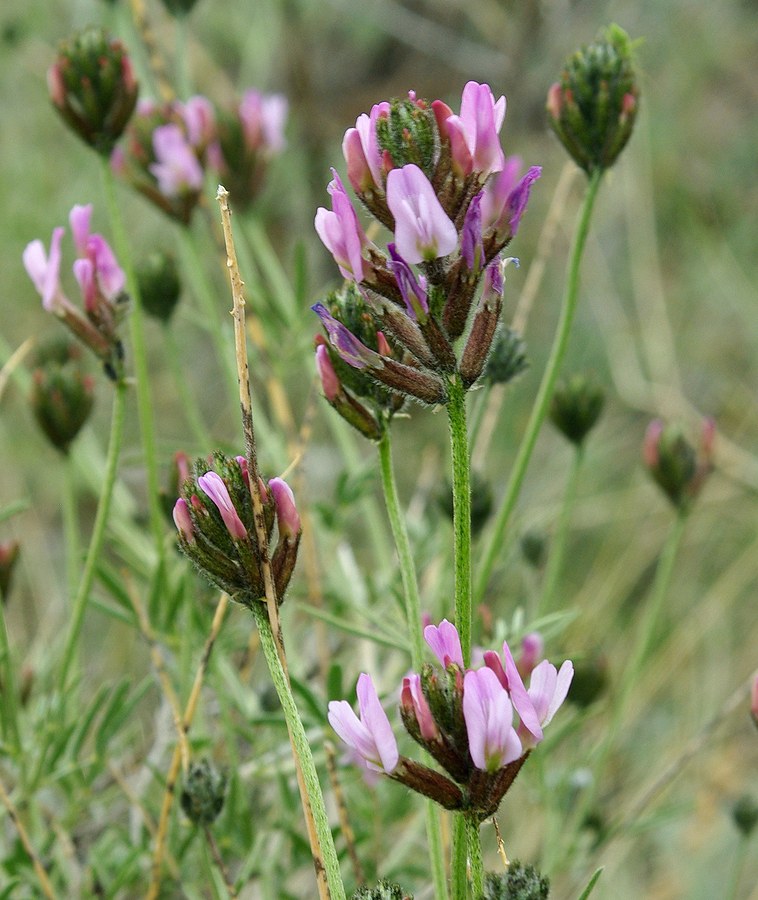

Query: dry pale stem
[325,741,365,886]
[0,337,34,402]
[216,186,331,900]
[128,0,175,103]
[147,592,229,900]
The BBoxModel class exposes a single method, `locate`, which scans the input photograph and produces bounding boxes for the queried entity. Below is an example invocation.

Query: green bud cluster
[483,327,529,386]
[547,24,639,174]
[351,880,413,900]
[549,373,605,446]
[180,759,227,825]
[30,338,95,454]
[376,98,439,180]
[481,862,550,899]
[49,27,138,156]
[136,251,182,322]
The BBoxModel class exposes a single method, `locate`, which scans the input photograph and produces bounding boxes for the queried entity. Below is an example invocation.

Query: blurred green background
[1,0,757,897]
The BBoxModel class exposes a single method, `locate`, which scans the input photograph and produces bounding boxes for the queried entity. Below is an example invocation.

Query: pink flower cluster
[23,205,126,374]
[328,619,572,817]
[312,82,541,410]
[113,90,287,224]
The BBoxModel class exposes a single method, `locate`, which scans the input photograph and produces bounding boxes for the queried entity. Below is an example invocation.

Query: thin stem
[62,457,81,601]
[0,778,55,899]
[466,816,483,900]
[447,374,473,665]
[377,428,449,900]
[253,603,346,900]
[451,813,468,900]
[0,597,21,757]
[99,157,165,555]
[59,380,128,689]
[204,826,239,899]
[474,169,604,605]
[536,444,584,618]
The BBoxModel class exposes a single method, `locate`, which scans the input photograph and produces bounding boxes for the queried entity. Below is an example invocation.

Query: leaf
[576,867,604,900]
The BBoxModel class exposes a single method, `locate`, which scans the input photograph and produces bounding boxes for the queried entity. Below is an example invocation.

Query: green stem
[536,444,584,618]
[451,814,468,900]
[59,380,128,690]
[447,375,473,665]
[466,816,483,899]
[0,598,22,759]
[377,428,449,900]
[62,457,81,601]
[474,169,604,605]
[99,158,165,556]
[174,14,191,99]
[251,603,346,900]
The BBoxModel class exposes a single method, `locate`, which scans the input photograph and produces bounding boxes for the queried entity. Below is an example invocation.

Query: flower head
[444,81,506,180]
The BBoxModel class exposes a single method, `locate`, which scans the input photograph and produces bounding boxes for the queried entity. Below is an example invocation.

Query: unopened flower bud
[483,327,528,386]
[350,880,413,900]
[732,795,758,837]
[482,861,550,900]
[375,96,438,179]
[49,28,138,156]
[547,24,639,173]
[0,541,20,604]
[180,758,227,825]
[269,478,301,541]
[520,529,547,569]
[30,339,95,454]
[135,251,181,322]
[550,374,605,446]
[643,419,714,511]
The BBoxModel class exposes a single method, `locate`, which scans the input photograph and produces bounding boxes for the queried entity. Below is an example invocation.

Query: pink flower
[311,303,381,370]
[23,227,66,313]
[342,102,390,193]
[149,124,204,198]
[69,205,125,303]
[424,619,464,668]
[519,659,574,749]
[197,471,247,540]
[314,171,370,280]
[239,90,288,153]
[401,673,438,741]
[172,498,195,542]
[328,673,399,774]
[386,164,457,264]
[484,641,544,744]
[269,477,301,540]
[444,81,506,180]
[517,632,544,679]
[481,159,542,238]
[463,667,522,772]
[179,95,216,150]
[315,344,341,401]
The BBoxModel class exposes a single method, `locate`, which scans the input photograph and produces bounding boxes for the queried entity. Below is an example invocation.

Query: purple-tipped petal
[312,303,381,370]
[197,471,247,540]
[269,477,301,540]
[461,192,484,272]
[386,165,457,264]
[463,667,521,772]
[387,243,428,320]
[424,619,464,668]
[506,166,542,235]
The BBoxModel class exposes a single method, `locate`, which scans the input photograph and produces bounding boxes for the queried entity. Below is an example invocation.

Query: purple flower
[463,667,522,772]
[149,124,204,198]
[328,673,399,774]
[179,95,216,150]
[387,243,428,320]
[172,498,195,543]
[197,471,248,540]
[445,81,506,180]
[269,477,301,540]
[311,303,381,370]
[314,171,370,280]
[386,164,458,264]
[69,205,125,303]
[424,619,464,668]
[239,90,288,153]
[23,227,66,313]
[342,102,389,193]
[482,160,541,238]
[401,673,438,741]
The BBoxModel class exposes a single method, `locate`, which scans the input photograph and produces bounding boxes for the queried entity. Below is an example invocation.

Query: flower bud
[643,419,714,511]
[0,541,20,604]
[547,24,639,173]
[375,95,439,180]
[135,251,181,322]
[30,339,95,454]
[482,861,550,900]
[520,529,547,569]
[732,794,758,838]
[549,374,605,446]
[180,758,227,825]
[49,28,138,156]
[483,327,528,386]
[351,880,413,900]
